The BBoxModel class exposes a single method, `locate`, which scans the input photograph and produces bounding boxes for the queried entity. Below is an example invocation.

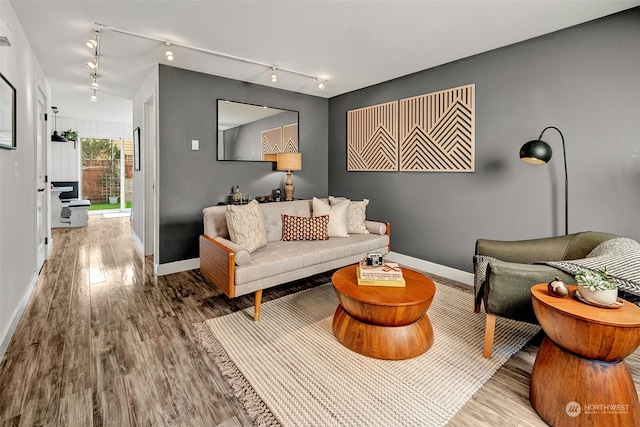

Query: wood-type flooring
[0,216,638,426]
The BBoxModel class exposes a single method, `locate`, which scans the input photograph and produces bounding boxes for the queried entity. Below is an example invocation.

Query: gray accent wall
[328,9,640,273]
[158,65,328,264]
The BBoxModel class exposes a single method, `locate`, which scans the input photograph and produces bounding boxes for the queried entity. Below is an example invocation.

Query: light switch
[191,139,199,151]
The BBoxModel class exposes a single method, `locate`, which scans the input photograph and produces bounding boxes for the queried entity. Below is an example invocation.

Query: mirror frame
[216,99,299,162]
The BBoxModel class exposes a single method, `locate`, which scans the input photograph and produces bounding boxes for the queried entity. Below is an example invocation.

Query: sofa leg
[253,289,263,322]
[483,314,496,358]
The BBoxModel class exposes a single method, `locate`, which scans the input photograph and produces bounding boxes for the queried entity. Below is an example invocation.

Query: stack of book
[356,262,406,287]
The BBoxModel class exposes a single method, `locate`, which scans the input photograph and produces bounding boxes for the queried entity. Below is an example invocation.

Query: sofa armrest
[483,259,576,323]
[200,235,236,297]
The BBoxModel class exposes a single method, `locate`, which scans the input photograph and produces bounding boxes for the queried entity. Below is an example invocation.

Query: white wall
[0,2,51,358]
[132,67,158,256]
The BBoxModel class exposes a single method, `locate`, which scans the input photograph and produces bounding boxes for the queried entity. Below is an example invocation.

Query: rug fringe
[194,322,281,427]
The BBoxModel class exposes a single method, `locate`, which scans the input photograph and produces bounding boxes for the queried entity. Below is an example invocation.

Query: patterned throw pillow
[225,200,267,253]
[282,214,329,241]
[329,196,370,235]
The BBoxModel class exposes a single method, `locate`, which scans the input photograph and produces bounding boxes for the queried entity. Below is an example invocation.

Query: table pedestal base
[332,305,433,360]
[530,337,640,427]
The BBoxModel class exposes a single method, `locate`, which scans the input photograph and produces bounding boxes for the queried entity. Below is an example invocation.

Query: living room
[0,1,639,425]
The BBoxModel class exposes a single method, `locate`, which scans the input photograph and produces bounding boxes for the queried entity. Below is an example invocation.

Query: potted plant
[62,129,78,141]
[575,267,618,305]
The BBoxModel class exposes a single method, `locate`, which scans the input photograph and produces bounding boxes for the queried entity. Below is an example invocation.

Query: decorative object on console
[0,73,16,150]
[519,126,568,235]
[312,197,349,237]
[277,152,302,201]
[50,106,67,142]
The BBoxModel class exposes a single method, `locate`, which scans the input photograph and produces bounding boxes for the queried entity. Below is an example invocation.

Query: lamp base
[284,172,294,201]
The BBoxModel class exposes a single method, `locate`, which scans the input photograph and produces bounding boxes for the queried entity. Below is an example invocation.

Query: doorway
[35,87,47,271]
[80,138,133,211]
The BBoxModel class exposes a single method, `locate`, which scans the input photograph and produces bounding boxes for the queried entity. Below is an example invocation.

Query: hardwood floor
[0,216,637,426]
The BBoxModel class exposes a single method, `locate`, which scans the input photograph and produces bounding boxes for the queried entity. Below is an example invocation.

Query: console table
[530,283,640,426]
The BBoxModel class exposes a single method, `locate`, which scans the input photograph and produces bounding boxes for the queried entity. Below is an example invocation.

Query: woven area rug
[195,282,540,427]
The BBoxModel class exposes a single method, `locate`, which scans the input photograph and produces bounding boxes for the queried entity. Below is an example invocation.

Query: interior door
[36,87,47,271]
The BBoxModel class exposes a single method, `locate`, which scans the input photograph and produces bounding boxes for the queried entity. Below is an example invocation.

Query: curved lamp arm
[520,126,568,235]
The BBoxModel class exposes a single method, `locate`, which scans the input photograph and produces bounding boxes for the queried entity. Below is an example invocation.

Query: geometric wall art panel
[399,84,475,172]
[282,123,299,153]
[261,126,282,160]
[347,101,399,171]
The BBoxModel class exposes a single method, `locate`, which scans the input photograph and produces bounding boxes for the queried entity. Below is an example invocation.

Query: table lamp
[276,152,302,201]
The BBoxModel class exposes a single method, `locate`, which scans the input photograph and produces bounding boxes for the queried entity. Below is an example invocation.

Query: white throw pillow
[329,196,370,235]
[225,200,267,253]
[312,197,349,237]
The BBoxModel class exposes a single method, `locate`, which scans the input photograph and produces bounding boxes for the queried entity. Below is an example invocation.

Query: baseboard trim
[155,257,200,276]
[0,272,38,361]
[131,230,144,253]
[386,251,473,289]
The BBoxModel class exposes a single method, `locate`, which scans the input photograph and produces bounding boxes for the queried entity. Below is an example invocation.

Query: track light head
[165,43,174,61]
[91,88,97,102]
[271,68,278,83]
[317,79,325,90]
[86,38,97,49]
[86,58,97,70]
[91,78,99,90]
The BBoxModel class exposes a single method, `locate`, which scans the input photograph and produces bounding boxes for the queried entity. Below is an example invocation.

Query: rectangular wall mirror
[217,99,299,161]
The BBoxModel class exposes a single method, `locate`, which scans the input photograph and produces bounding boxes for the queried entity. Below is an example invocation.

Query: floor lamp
[519,126,568,235]
[276,152,302,201]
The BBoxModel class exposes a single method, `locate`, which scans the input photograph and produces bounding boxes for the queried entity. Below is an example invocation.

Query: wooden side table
[530,283,640,426]
[331,264,436,360]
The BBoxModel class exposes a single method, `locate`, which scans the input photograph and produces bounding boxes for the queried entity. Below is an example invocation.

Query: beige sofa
[199,198,390,320]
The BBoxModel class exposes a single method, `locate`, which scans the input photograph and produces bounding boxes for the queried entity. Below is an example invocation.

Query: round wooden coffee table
[331,264,436,360]
[530,283,640,426]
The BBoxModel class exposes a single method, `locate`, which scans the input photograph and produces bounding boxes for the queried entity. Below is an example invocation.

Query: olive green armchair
[474,231,619,358]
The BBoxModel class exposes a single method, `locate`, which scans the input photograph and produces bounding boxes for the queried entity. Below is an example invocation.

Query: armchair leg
[253,289,263,322]
[483,314,497,359]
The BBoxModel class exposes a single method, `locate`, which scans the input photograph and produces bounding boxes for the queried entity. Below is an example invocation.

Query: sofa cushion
[282,214,329,241]
[330,196,370,235]
[225,200,267,253]
[234,233,390,286]
[312,197,349,237]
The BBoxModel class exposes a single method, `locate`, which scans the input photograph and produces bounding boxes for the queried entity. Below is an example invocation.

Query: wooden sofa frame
[199,223,390,321]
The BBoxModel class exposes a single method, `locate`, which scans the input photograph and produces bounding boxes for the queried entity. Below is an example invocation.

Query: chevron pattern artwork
[399,84,475,172]
[261,124,298,160]
[347,101,399,171]
[261,127,282,160]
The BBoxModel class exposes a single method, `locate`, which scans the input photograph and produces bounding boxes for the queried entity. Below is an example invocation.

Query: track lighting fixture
[86,30,99,49]
[91,89,97,102]
[91,76,99,90]
[92,23,332,96]
[86,57,97,70]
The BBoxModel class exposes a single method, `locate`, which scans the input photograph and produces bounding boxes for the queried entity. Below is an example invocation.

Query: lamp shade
[519,139,552,165]
[276,152,302,171]
[51,131,67,142]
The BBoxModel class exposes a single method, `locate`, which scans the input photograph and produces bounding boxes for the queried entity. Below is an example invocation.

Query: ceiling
[10,0,640,124]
